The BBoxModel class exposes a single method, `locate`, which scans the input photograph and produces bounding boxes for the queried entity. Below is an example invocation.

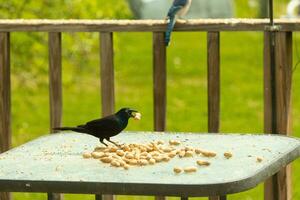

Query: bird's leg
[99,138,108,147]
[106,138,120,147]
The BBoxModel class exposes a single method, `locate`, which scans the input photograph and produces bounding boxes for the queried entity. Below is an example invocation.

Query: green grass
[5,0,300,199]
[10,31,300,200]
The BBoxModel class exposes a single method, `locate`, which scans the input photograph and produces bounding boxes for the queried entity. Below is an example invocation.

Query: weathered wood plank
[1,19,300,32]
[0,33,11,160]
[207,31,222,200]
[220,196,227,200]
[0,31,11,200]
[48,32,63,200]
[207,32,220,133]
[153,32,166,200]
[49,32,62,131]
[155,196,166,200]
[209,197,220,200]
[95,194,102,200]
[47,193,63,200]
[264,31,277,200]
[101,195,114,200]
[275,32,292,135]
[100,32,115,200]
[274,32,293,200]
[264,32,293,200]
[153,32,166,132]
[263,32,272,136]
[209,196,227,200]
[100,32,115,117]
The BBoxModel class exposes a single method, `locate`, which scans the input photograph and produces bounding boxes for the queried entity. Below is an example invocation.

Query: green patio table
[0,132,300,198]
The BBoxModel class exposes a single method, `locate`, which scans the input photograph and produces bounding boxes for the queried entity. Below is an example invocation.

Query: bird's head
[116,108,141,120]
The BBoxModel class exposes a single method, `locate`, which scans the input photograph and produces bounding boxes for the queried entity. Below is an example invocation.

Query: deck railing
[0,19,296,200]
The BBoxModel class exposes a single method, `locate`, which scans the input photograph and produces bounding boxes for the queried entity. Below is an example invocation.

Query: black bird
[53,108,141,146]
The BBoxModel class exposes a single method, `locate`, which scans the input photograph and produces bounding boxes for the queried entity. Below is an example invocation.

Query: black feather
[53,108,138,146]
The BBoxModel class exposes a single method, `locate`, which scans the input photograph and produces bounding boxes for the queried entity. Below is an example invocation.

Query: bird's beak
[129,109,138,113]
[129,109,141,120]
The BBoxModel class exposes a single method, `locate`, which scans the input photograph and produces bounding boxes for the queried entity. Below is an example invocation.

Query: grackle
[54,108,141,146]
[165,0,192,46]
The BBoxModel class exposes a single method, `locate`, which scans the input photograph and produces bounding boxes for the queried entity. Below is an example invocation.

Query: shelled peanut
[196,160,210,166]
[224,152,233,159]
[82,139,221,172]
[195,148,217,157]
[256,157,263,163]
[83,140,179,169]
[184,166,197,173]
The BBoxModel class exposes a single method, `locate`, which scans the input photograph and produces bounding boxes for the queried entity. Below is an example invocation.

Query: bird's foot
[106,139,121,148]
[99,139,108,147]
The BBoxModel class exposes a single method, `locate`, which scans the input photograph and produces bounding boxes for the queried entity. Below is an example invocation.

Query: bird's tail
[53,127,86,133]
[165,15,176,46]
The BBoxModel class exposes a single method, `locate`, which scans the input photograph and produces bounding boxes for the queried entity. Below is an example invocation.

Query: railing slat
[273,31,293,200]
[47,193,63,200]
[100,32,115,200]
[0,32,11,200]
[153,32,166,132]
[95,194,102,200]
[263,32,272,136]
[2,19,300,32]
[155,196,166,200]
[48,32,63,200]
[264,31,274,200]
[100,32,115,117]
[49,32,62,131]
[153,32,166,200]
[207,31,220,133]
[207,32,223,200]
[264,32,293,200]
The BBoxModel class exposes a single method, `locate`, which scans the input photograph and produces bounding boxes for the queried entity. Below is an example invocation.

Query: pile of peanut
[82,139,233,173]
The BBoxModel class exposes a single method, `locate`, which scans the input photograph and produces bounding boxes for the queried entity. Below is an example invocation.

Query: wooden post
[207,32,220,134]
[153,32,166,200]
[153,32,166,132]
[100,32,115,117]
[220,196,227,200]
[48,32,63,200]
[207,32,226,200]
[264,32,293,200]
[0,32,11,200]
[49,32,62,131]
[95,194,103,200]
[100,32,115,200]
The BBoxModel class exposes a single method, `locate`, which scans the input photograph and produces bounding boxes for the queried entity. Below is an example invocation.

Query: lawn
[3,0,300,199]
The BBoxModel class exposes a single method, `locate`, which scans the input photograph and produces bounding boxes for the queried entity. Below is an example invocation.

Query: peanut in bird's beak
[133,112,142,120]
[128,109,141,120]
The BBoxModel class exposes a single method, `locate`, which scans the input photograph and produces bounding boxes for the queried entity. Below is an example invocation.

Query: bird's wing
[173,0,188,7]
[81,115,119,132]
[165,14,176,46]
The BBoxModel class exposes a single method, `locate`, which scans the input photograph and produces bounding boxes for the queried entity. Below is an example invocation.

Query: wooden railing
[0,19,296,200]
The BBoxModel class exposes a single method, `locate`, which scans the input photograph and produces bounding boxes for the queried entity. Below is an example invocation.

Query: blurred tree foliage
[0,0,132,90]
[0,0,131,19]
